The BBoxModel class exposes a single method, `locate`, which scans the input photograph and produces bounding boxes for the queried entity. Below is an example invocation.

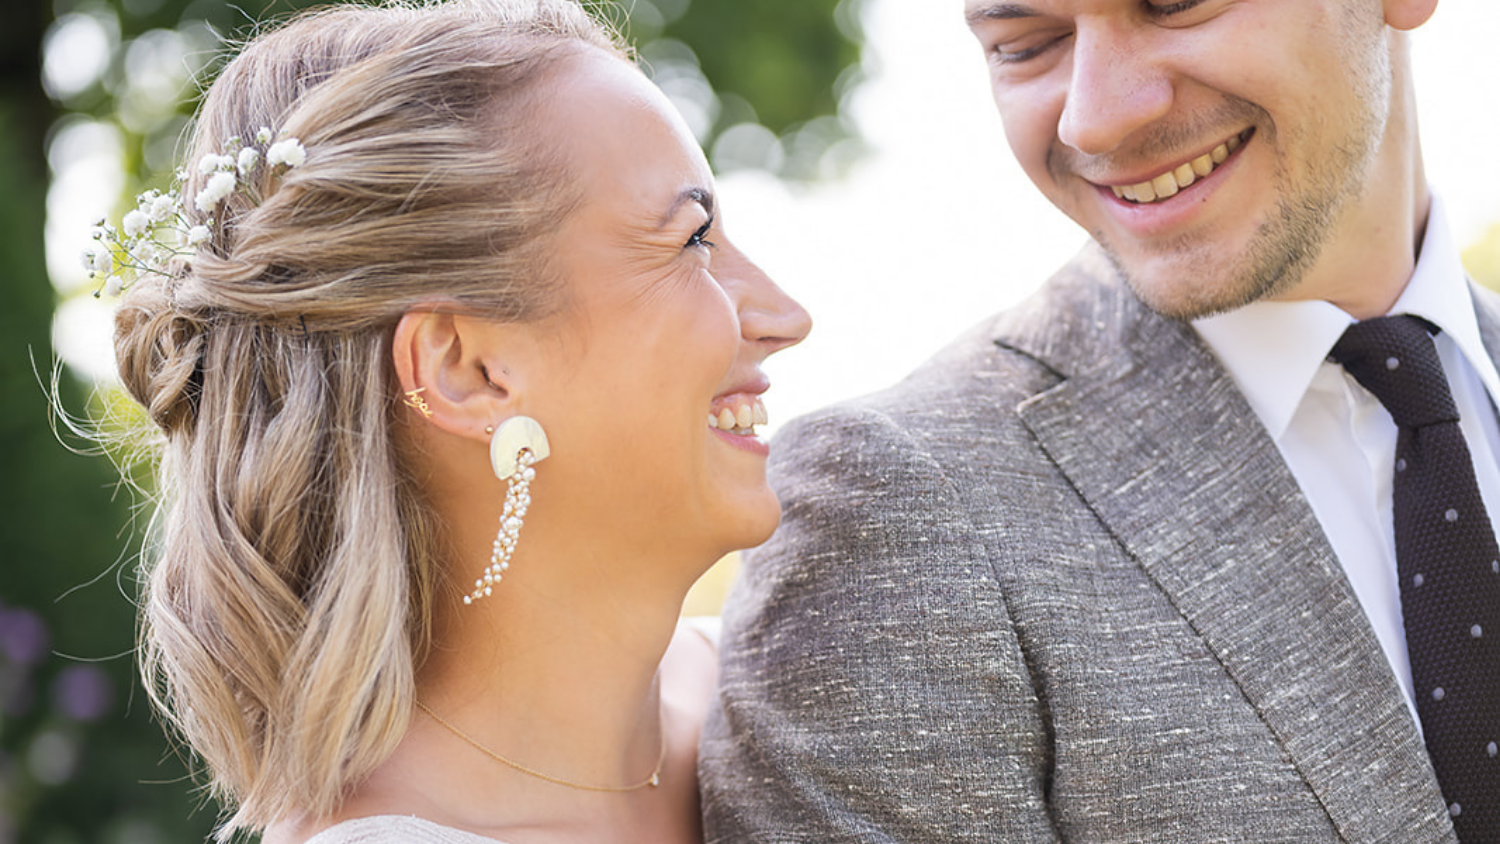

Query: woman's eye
[687,220,716,250]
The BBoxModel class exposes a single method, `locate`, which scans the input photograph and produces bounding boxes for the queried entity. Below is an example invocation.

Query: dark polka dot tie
[1331,315,1500,842]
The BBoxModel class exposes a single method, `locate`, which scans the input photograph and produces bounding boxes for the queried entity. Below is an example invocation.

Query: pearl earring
[466,416,550,605]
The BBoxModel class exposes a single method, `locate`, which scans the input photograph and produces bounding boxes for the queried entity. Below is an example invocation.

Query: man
[701,0,1498,841]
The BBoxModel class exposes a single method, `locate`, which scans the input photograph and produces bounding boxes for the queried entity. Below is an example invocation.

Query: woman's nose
[722,245,812,356]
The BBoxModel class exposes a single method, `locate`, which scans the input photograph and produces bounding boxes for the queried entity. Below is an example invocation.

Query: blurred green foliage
[3,0,864,841]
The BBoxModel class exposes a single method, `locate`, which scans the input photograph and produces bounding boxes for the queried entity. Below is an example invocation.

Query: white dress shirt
[1193,195,1500,729]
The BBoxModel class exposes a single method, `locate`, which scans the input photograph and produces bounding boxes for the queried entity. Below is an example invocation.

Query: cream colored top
[305,816,509,843]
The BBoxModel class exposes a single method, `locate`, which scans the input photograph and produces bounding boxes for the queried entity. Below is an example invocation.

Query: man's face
[965,0,1397,320]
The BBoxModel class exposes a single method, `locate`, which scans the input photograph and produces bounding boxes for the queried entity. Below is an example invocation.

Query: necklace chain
[415,701,665,793]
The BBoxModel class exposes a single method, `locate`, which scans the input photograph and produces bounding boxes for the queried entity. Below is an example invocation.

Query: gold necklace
[415,701,666,792]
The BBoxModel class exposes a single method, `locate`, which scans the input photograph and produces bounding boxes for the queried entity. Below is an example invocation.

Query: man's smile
[1099,128,1255,205]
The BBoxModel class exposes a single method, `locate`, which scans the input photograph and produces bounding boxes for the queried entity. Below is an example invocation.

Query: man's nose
[1056,25,1173,156]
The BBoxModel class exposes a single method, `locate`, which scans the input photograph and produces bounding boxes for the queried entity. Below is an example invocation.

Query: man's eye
[994,33,1069,64]
[1146,0,1211,17]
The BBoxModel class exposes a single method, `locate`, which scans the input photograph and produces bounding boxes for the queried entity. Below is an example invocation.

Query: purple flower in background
[1,667,37,717]
[0,607,49,666]
[0,605,50,717]
[52,665,112,722]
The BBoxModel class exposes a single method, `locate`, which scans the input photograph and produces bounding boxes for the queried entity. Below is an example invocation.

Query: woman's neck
[419,571,683,790]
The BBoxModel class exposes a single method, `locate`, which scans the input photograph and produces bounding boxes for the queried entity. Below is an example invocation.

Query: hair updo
[113,0,623,836]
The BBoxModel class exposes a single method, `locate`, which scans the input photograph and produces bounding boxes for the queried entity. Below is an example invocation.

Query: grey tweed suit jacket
[700,246,1492,843]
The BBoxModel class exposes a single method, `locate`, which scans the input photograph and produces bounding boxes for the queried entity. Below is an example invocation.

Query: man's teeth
[1111,132,1243,204]
[707,397,768,433]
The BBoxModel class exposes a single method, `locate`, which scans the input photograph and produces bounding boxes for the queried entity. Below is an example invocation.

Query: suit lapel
[999,253,1453,843]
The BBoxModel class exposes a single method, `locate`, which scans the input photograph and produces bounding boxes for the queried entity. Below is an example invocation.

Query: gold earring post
[402,387,433,418]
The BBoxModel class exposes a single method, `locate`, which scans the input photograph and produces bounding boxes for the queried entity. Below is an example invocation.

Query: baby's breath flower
[90,123,302,297]
[267,138,306,168]
[81,244,111,275]
[237,147,260,176]
[195,170,237,213]
[139,242,168,267]
[197,153,234,175]
[122,209,150,238]
[149,193,177,223]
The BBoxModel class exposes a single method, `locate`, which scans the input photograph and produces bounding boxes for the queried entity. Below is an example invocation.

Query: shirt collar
[1192,194,1487,441]
[1388,196,1497,401]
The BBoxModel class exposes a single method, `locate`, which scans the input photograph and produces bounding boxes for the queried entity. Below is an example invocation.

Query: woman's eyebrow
[658,186,715,229]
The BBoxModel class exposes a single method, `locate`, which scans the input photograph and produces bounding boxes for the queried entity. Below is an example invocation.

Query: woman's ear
[392,308,527,442]
[1384,0,1437,31]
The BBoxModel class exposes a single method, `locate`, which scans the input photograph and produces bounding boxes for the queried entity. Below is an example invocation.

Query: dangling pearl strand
[466,448,535,605]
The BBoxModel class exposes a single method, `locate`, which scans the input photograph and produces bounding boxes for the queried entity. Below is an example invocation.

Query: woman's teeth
[1111,131,1245,204]
[708,396,768,434]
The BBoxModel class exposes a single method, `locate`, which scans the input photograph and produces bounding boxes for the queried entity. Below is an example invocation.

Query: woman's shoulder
[303,815,510,844]
[678,615,720,649]
[664,617,718,694]
[659,616,719,732]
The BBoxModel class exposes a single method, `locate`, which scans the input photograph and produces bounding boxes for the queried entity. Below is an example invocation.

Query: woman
[107,1,809,841]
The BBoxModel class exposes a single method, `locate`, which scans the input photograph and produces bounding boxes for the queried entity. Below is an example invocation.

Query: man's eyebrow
[658,187,714,229]
[965,3,1039,26]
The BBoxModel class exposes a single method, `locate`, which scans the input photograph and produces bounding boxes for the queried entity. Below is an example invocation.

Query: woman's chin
[711,490,783,556]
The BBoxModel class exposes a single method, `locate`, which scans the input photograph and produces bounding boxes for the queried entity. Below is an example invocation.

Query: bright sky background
[50,0,1500,437]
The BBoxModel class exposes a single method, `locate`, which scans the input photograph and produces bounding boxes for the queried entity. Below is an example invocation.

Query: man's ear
[1384,0,1437,31]
[392,308,529,442]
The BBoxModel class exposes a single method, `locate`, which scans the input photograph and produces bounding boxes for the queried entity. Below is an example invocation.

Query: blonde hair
[113,1,623,836]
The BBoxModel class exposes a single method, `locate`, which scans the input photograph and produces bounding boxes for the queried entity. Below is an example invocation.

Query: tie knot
[1329,315,1457,428]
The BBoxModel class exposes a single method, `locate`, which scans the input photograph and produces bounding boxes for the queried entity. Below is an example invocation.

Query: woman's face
[518,48,810,568]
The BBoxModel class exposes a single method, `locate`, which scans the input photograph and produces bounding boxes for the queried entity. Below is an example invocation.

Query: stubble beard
[1101,156,1358,323]
[1088,32,1392,322]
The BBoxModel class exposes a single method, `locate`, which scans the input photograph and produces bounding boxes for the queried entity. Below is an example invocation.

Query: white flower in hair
[139,241,168,267]
[197,153,235,175]
[122,209,150,238]
[81,244,111,275]
[149,192,177,223]
[237,147,260,176]
[90,124,301,297]
[267,138,306,168]
[195,170,237,213]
